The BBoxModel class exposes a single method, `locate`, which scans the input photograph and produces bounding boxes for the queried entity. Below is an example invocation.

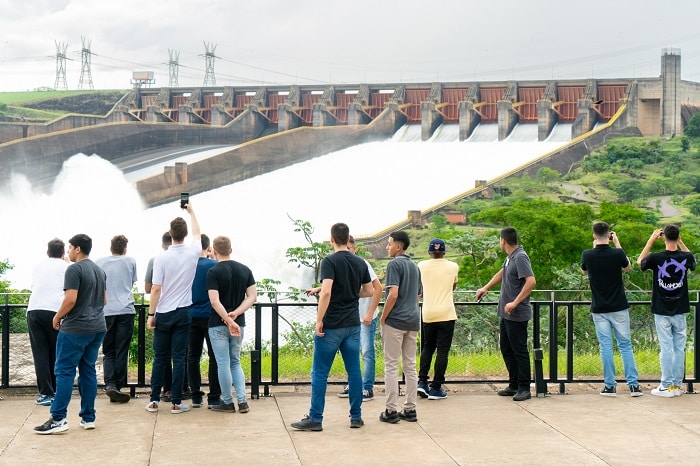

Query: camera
[609,233,613,240]
[660,230,664,237]
[180,192,189,209]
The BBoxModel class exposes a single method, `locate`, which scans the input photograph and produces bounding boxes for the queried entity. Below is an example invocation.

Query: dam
[1,49,699,212]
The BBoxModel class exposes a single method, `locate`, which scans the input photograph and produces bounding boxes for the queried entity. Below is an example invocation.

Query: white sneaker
[145,400,159,412]
[171,403,191,414]
[650,385,674,398]
[670,386,683,397]
[79,420,96,430]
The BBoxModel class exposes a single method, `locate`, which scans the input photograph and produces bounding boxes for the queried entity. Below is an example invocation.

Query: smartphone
[180,192,189,209]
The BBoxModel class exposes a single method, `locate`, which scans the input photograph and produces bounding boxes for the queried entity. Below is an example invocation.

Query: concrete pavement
[0,383,699,465]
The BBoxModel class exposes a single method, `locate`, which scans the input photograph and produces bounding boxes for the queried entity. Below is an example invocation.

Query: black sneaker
[629,385,643,397]
[417,380,429,398]
[338,385,349,398]
[600,385,616,397]
[398,409,417,422]
[291,415,323,431]
[207,399,220,409]
[191,397,203,408]
[350,417,364,428]
[498,387,518,397]
[211,402,235,413]
[238,401,250,413]
[512,390,531,401]
[182,390,192,400]
[362,389,374,401]
[34,417,68,435]
[379,409,400,424]
[106,387,130,404]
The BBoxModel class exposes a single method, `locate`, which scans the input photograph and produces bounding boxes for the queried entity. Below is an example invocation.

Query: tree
[0,258,13,293]
[685,112,700,138]
[284,216,332,285]
[450,232,500,288]
[537,167,560,186]
[430,214,447,236]
[681,136,690,152]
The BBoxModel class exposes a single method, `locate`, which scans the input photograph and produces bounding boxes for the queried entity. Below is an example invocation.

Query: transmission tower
[54,41,69,90]
[168,49,180,87]
[78,36,94,90]
[202,42,217,87]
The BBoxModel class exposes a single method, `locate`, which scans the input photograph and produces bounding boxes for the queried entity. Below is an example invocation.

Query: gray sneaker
[211,402,236,413]
[238,401,250,413]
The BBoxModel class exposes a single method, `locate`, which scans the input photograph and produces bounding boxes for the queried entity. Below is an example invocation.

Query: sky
[1,0,700,91]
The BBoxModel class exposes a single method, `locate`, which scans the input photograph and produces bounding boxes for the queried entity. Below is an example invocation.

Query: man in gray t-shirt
[380,231,421,424]
[476,227,536,402]
[35,234,107,435]
[96,235,137,403]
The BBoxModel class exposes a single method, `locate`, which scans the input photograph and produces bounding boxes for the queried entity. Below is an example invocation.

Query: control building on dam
[1,49,699,209]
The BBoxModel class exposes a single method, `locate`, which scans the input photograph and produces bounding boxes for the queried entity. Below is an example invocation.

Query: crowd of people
[28,202,256,434]
[24,213,695,434]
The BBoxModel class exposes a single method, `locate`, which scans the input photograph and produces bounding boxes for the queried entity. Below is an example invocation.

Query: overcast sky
[1,0,700,91]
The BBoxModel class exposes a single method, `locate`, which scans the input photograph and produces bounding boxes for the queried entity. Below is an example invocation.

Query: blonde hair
[212,236,232,256]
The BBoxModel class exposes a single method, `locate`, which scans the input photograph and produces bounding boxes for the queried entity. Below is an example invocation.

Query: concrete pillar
[175,162,188,185]
[145,105,172,123]
[459,101,480,141]
[278,103,303,132]
[408,210,422,228]
[178,105,203,124]
[661,49,682,136]
[312,103,337,127]
[421,101,443,141]
[348,102,372,125]
[497,100,518,141]
[106,105,140,123]
[572,100,597,138]
[210,104,233,126]
[537,100,557,141]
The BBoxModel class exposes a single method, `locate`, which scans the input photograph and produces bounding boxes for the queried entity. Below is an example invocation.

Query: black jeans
[419,320,456,389]
[499,318,531,391]
[187,317,221,401]
[27,310,58,396]
[102,314,135,390]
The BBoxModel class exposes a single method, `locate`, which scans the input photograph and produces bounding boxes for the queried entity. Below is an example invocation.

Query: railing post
[137,297,147,394]
[1,294,9,388]
[252,303,262,398]
[532,303,547,397]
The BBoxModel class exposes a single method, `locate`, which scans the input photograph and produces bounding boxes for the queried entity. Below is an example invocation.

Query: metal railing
[2,292,698,398]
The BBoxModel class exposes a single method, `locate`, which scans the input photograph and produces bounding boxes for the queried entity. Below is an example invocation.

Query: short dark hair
[110,235,128,255]
[663,224,680,241]
[500,227,518,246]
[201,233,210,250]
[170,217,188,242]
[161,231,172,246]
[592,222,610,238]
[389,231,410,250]
[69,234,92,256]
[47,238,65,258]
[348,234,356,245]
[331,223,350,246]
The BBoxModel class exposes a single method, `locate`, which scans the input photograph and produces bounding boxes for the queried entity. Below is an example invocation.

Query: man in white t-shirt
[145,203,201,414]
[27,238,69,406]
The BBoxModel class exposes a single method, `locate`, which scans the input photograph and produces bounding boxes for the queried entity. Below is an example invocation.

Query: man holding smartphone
[581,222,642,397]
[145,201,201,414]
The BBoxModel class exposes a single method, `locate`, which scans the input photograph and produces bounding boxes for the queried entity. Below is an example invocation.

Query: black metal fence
[2,292,698,398]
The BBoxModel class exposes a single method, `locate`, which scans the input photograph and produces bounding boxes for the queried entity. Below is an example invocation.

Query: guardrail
[2,292,698,398]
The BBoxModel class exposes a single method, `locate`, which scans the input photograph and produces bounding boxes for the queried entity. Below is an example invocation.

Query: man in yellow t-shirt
[416,239,459,400]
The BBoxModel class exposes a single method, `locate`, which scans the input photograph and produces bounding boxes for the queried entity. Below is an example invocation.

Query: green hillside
[0,90,126,122]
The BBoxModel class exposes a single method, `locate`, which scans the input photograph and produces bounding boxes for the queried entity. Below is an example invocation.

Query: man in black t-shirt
[638,224,696,397]
[291,223,374,431]
[206,236,256,414]
[581,222,642,397]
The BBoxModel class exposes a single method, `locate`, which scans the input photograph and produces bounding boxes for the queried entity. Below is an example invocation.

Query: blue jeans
[360,317,377,391]
[208,325,246,404]
[150,307,191,404]
[654,314,687,388]
[309,326,362,423]
[51,331,105,423]
[592,310,639,387]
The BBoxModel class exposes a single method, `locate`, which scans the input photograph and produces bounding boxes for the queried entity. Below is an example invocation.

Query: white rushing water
[0,124,570,292]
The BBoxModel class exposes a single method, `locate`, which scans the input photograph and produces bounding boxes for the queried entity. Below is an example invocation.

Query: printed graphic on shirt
[656,258,688,291]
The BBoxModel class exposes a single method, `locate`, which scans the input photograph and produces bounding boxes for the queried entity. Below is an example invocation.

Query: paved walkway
[1,384,699,465]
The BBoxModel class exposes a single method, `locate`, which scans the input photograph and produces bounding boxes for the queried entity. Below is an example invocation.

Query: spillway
[0,123,571,291]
